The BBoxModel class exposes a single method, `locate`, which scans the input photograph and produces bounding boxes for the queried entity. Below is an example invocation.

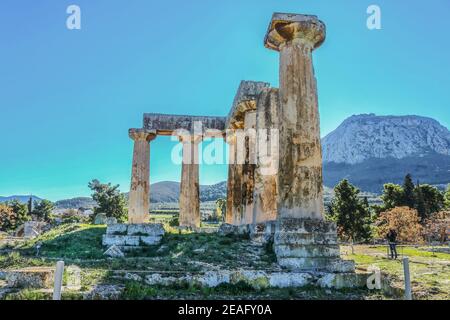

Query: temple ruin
[122,12,355,274]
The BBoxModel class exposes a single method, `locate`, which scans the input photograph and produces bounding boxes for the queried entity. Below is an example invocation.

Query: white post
[53,260,65,300]
[402,257,412,300]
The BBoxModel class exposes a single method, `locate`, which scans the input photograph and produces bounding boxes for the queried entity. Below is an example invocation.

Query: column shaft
[179,137,201,228]
[277,39,324,220]
[128,129,156,224]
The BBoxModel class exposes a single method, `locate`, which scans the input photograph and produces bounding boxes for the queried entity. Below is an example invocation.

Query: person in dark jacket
[386,229,398,259]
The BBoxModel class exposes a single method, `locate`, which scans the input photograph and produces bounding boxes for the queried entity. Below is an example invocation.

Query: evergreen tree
[402,174,416,208]
[380,183,404,210]
[33,199,54,222]
[329,179,373,243]
[414,184,444,221]
[7,199,30,227]
[444,184,450,210]
[88,179,128,222]
[414,184,426,221]
[27,196,33,216]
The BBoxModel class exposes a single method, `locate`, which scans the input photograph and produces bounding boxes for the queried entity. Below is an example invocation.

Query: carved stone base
[274,218,355,273]
[102,224,165,249]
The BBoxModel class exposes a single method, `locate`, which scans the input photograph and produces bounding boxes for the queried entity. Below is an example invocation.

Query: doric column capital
[178,134,203,144]
[224,130,237,145]
[129,129,157,142]
[264,13,326,52]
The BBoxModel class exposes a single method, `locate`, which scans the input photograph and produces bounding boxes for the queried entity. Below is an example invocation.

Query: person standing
[386,229,398,260]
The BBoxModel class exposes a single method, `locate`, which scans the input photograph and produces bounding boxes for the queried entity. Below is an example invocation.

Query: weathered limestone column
[241,111,257,225]
[264,13,354,272]
[253,87,279,224]
[265,13,325,220]
[178,135,201,229]
[225,132,236,225]
[128,129,157,224]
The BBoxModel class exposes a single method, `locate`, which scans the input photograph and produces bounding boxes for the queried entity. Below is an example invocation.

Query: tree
[0,204,16,232]
[215,198,226,222]
[414,184,444,221]
[88,179,127,222]
[33,199,55,222]
[380,183,404,211]
[328,179,373,244]
[27,196,33,216]
[376,207,423,243]
[402,174,415,208]
[423,211,449,243]
[7,200,30,227]
[444,185,450,210]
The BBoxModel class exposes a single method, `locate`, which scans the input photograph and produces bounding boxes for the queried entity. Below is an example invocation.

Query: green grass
[343,245,450,300]
[18,224,106,260]
[2,224,448,300]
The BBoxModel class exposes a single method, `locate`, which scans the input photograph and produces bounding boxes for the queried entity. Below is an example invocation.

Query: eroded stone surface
[102,223,165,250]
[6,267,54,289]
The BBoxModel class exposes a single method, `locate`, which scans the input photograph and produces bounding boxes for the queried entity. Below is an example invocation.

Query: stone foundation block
[6,267,54,289]
[102,223,165,249]
[274,218,355,273]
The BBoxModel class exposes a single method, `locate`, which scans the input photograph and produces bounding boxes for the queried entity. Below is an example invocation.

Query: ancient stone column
[264,13,354,273]
[241,111,257,225]
[128,129,157,224]
[225,132,236,225]
[265,13,326,220]
[179,134,201,229]
[253,87,279,224]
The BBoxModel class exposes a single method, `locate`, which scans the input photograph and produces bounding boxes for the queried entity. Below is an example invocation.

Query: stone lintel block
[143,113,227,135]
[277,258,355,273]
[275,244,340,259]
[127,223,165,236]
[275,218,337,234]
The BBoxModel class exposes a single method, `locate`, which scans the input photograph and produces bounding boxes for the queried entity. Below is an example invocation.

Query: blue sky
[1,0,449,201]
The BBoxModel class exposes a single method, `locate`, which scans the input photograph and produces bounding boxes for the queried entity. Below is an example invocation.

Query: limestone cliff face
[322,114,450,165]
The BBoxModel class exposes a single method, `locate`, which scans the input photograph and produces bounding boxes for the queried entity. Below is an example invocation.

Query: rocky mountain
[322,114,450,193]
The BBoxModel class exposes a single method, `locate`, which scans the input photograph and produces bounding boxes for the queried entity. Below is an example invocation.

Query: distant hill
[54,197,97,209]
[1,181,229,210]
[0,195,41,203]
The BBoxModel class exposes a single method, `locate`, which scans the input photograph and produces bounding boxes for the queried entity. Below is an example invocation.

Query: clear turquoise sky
[1,0,449,201]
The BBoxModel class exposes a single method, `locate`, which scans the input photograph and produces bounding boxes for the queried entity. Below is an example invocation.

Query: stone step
[274,244,341,259]
[106,223,165,236]
[275,218,337,234]
[274,232,337,245]
[102,235,162,247]
[277,257,355,273]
